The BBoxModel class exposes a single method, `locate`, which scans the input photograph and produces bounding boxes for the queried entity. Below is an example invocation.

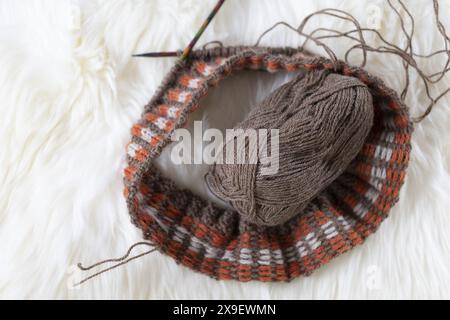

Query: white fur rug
[0,0,449,299]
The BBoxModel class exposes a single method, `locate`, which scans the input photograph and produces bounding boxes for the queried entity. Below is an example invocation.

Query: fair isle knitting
[123,46,412,282]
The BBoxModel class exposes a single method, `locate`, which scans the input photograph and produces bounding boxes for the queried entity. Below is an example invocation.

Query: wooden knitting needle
[133,0,226,61]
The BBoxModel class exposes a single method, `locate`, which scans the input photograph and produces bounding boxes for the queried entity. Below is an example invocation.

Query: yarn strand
[254,0,450,122]
[75,242,156,286]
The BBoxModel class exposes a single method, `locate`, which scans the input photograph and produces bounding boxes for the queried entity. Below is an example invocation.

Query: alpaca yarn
[122,46,412,282]
[205,69,374,226]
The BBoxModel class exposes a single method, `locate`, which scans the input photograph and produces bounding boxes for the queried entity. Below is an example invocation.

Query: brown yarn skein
[205,70,374,226]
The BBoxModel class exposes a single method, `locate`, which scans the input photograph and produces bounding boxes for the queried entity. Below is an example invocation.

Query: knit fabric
[205,69,374,226]
[124,47,413,282]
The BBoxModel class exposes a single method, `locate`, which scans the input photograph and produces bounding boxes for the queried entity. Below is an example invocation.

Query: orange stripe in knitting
[151,135,161,146]
[179,75,194,87]
[266,60,279,72]
[166,204,180,219]
[315,246,332,265]
[218,260,232,268]
[226,239,238,251]
[285,63,298,72]
[219,260,233,272]
[354,223,369,238]
[195,62,207,74]
[181,254,198,269]
[388,99,400,110]
[147,228,163,244]
[258,265,272,275]
[288,262,301,278]
[139,184,152,196]
[202,258,216,274]
[390,148,402,164]
[131,124,143,137]
[157,104,171,117]
[314,210,329,226]
[347,229,364,246]
[301,256,314,272]
[383,185,394,198]
[124,166,136,181]
[258,237,270,248]
[145,113,158,123]
[356,162,372,177]
[394,114,409,128]
[293,219,312,242]
[152,192,166,203]
[210,232,226,247]
[189,221,227,247]
[304,63,317,70]
[132,197,139,211]
[167,89,180,102]
[203,256,215,264]
[166,240,183,257]
[399,170,406,183]
[238,232,251,249]
[249,55,262,68]
[275,265,287,279]
[237,265,252,281]
[135,147,149,161]
[343,66,354,76]
[329,234,345,247]
[194,223,208,240]
[181,215,193,228]
[362,143,376,158]
[382,184,399,198]
[236,57,246,69]
[217,269,232,280]
[343,193,358,209]
[395,132,409,144]
[137,213,152,229]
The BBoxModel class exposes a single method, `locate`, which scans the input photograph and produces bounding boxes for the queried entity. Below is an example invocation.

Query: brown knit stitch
[205,70,374,226]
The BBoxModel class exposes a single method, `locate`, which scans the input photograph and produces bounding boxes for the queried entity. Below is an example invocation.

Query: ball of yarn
[205,69,374,226]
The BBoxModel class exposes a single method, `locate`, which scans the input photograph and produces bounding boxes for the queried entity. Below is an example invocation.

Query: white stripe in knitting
[141,127,156,143]
[178,91,191,103]
[127,143,140,158]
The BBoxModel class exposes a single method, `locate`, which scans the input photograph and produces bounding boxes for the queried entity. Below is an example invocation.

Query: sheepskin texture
[0,0,449,299]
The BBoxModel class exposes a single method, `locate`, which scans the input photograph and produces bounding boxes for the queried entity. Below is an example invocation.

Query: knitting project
[123,46,412,281]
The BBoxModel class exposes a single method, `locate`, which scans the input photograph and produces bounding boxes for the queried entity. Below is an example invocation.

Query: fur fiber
[0,0,449,299]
